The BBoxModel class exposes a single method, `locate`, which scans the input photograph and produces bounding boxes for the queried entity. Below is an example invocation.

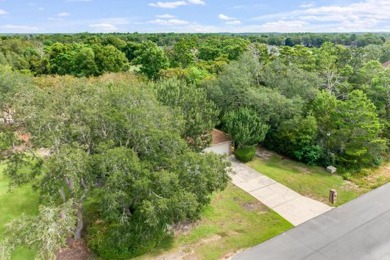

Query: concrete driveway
[229,157,332,226]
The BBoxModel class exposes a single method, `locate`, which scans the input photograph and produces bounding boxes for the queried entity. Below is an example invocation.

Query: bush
[234,146,256,163]
[293,145,323,165]
[87,221,169,259]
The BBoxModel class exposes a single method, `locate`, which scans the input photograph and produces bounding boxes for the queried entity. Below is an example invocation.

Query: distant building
[203,129,232,156]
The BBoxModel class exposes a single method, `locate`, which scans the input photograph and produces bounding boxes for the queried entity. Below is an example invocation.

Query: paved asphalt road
[234,183,390,260]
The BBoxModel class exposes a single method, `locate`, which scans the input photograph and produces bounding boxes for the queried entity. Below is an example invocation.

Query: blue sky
[0,0,389,33]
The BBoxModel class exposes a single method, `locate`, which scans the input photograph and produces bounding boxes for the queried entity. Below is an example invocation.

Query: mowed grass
[247,154,362,206]
[145,183,293,259]
[0,165,39,259]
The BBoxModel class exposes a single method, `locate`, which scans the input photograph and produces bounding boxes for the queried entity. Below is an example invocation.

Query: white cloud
[184,24,219,32]
[299,3,314,8]
[187,0,205,5]
[0,9,7,15]
[0,25,39,31]
[156,14,176,18]
[218,14,235,21]
[218,14,241,25]
[49,17,64,21]
[225,20,241,25]
[150,14,189,25]
[149,1,187,8]
[39,7,44,11]
[87,17,129,32]
[150,18,189,25]
[260,20,308,31]
[58,12,70,17]
[66,0,92,2]
[252,0,390,32]
[101,17,129,25]
[149,0,205,9]
[88,23,118,32]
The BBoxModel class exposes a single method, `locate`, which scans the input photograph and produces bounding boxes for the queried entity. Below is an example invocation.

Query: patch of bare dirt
[172,221,199,236]
[221,249,245,260]
[37,147,51,157]
[241,201,267,212]
[255,147,274,160]
[56,238,91,260]
[291,165,313,174]
[152,250,190,260]
[380,163,390,177]
[341,180,361,193]
[152,235,222,260]
[355,163,390,190]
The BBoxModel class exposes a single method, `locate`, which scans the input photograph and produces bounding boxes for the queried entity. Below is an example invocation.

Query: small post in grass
[329,189,337,204]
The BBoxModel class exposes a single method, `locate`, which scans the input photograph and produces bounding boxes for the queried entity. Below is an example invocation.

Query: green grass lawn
[248,154,363,206]
[144,183,293,259]
[0,166,39,259]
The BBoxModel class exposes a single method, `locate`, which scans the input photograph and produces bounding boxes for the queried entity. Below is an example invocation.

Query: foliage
[0,32,390,258]
[87,148,230,258]
[47,43,128,77]
[134,41,169,79]
[0,168,39,260]
[267,115,320,164]
[1,74,230,258]
[203,52,261,114]
[222,107,269,149]
[0,200,76,260]
[153,78,219,151]
[331,90,386,169]
[293,145,323,166]
[234,146,256,163]
[171,37,197,68]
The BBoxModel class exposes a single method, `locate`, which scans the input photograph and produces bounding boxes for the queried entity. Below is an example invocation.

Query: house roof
[382,60,390,68]
[211,129,231,145]
[234,183,390,260]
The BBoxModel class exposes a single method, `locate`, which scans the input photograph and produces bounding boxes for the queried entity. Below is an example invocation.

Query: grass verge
[248,150,390,206]
[143,183,293,259]
[0,166,39,259]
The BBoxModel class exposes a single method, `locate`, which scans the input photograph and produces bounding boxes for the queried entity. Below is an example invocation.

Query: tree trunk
[74,204,83,240]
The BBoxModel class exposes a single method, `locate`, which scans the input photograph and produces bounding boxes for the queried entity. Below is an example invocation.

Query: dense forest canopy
[0,32,389,258]
[1,32,390,77]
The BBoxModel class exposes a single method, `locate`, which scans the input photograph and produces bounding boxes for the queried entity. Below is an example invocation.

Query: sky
[0,0,389,33]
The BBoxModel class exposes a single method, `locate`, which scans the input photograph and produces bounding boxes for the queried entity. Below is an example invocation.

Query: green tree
[133,41,169,79]
[72,46,98,77]
[153,78,219,151]
[222,107,269,149]
[332,90,386,168]
[271,115,321,165]
[47,42,77,75]
[93,44,129,74]
[172,37,197,67]
[0,201,76,260]
[2,77,230,258]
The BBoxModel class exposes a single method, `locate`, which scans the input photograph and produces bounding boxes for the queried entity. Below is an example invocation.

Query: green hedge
[234,146,256,163]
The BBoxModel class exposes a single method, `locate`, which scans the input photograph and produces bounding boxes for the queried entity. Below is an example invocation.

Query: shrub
[293,145,323,165]
[234,146,256,163]
[87,221,169,259]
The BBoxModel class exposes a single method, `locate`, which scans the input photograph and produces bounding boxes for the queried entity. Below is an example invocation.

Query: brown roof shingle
[211,129,232,145]
[382,60,390,68]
